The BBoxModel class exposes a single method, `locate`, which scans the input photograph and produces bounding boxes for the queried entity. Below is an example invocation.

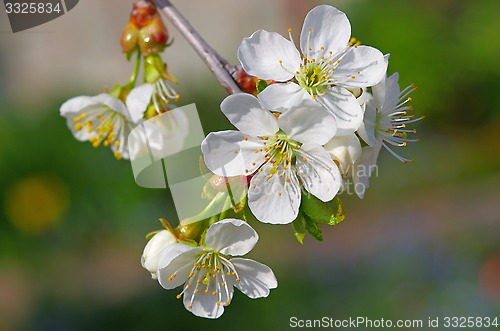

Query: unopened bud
[121,0,170,56]
[232,67,259,96]
[232,66,276,96]
[141,230,176,279]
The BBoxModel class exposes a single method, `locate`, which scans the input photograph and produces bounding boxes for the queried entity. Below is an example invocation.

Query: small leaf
[301,192,346,226]
[303,213,323,242]
[256,80,268,93]
[292,216,307,244]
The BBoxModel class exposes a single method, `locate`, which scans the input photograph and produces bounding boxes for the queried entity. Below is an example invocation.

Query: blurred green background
[0,0,499,330]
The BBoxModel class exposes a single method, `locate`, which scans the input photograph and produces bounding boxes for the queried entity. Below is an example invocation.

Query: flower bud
[121,0,170,56]
[141,230,176,279]
[232,67,259,95]
[231,66,277,96]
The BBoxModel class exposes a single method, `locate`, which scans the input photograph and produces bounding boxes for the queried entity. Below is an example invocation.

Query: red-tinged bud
[121,0,170,56]
[121,22,139,54]
[138,13,169,56]
[232,67,259,95]
[232,66,277,96]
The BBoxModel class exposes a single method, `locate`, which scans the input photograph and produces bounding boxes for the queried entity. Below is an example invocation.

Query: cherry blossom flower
[238,5,387,135]
[201,93,341,224]
[60,90,150,160]
[157,219,277,319]
[357,72,422,163]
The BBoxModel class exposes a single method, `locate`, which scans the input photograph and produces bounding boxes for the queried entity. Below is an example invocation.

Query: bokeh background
[1,0,499,330]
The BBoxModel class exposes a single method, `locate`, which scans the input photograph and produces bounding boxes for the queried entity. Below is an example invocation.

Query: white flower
[60,90,150,160]
[201,93,341,224]
[141,230,177,279]
[238,5,387,135]
[157,218,277,319]
[357,72,422,163]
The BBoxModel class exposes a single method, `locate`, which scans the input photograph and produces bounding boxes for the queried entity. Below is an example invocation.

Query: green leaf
[301,192,346,226]
[303,213,323,242]
[256,80,268,93]
[291,216,307,244]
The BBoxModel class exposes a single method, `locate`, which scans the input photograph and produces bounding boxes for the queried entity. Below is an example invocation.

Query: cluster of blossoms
[60,0,179,160]
[61,2,422,319]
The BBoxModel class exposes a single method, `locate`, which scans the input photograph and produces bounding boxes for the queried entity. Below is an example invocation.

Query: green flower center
[262,132,301,173]
[296,61,330,96]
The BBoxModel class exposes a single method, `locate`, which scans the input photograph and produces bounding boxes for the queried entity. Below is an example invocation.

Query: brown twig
[154,0,241,95]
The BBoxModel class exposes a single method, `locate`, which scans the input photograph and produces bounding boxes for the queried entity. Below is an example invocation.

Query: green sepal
[145,218,176,240]
[291,215,307,244]
[145,229,162,240]
[110,84,123,99]
[125,49,135,61]
[177,238,198,247]
[303,212,323,241]
[301,191,346,226]
[256,80,268,93]
[159,218,174,231]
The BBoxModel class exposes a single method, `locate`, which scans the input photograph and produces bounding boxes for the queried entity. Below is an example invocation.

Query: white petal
[126,83,154,123]
[92,93,129,117]
[372,55,390,109]
[316,86,363,135]
[248,163,301,224]
[380,72,401,114]
[296,144,341,202]
[201,131,266,177]
[220,93,278,136]
[60,96,102,141]
[60,95,96,116]
[141,230,177,279]
[300,5,351,59]
[108,119,130,159]
[204,219,258,256]
[278,100,337,145]
[257,82,310,113]
[357,98,377,146]
[232,258,277,299]
[332,45,387,88]
[353,143,382,199]
[157,244,202,290]
[324,134,362,173]
[183,285,225,319]
[238,30,301,81]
